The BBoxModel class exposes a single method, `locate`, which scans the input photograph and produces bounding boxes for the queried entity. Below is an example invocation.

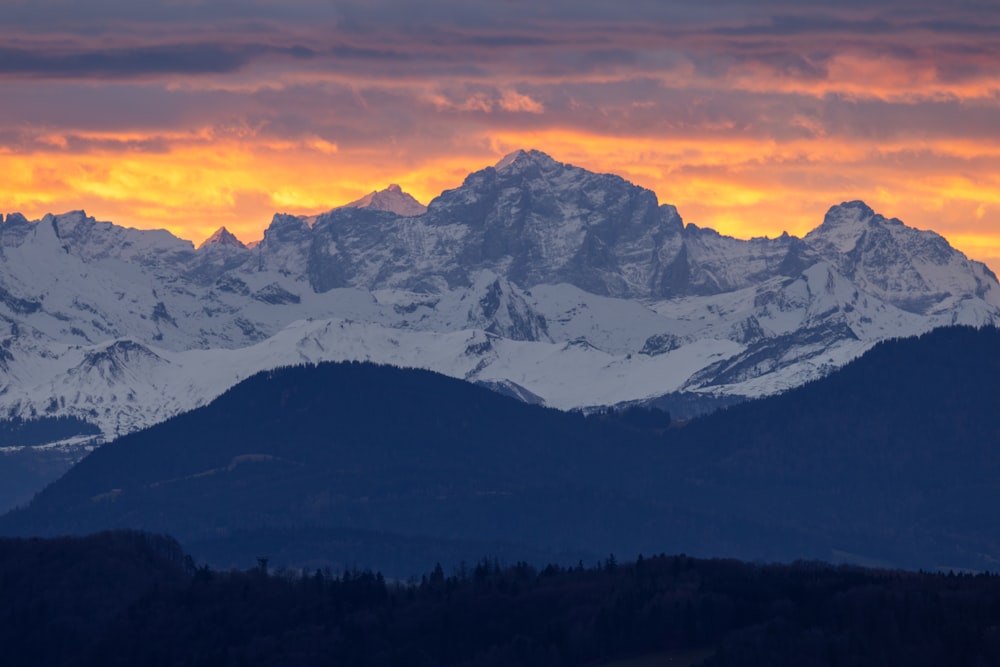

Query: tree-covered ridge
[3,531,1000,667]
[0,531,187,667]
[4,326,1000,572]
[0,360,692,572]
[668,324,1000,569]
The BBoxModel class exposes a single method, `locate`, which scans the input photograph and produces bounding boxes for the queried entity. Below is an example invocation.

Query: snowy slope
[1,150,999,446]
[805,201,1000,314]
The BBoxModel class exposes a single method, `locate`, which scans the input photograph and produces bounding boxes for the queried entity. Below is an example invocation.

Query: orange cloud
[4,125,999,274]
[498,90,544,113]
[0,130,492,245]
[2,6,999,271]
[715,52,1000,103]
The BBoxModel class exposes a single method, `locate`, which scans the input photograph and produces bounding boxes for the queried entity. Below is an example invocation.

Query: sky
[1,0,999,269]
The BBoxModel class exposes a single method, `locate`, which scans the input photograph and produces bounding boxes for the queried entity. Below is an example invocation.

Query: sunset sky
[2,0,999,269]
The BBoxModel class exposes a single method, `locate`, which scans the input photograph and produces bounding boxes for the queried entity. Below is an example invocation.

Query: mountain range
[4,326,999,575]
[1,149,998,510]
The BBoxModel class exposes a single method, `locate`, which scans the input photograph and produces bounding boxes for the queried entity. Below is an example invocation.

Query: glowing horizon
[2,1,999,268]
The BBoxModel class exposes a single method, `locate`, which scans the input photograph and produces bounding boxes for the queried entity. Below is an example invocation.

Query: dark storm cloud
[710,14,895,36]
[1,0,996,88]
[0,42,315,78]
[433,34,556,49]
[1,0,340,31]
[0,79,226,133]
[909,19,1000,34]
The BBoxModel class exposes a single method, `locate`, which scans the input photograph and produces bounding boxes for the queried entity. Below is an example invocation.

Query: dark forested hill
[0,531,187,667]
[4,532,1000,667]
[3,326,1000,574]
[0,361,702,573]
[669,324,1000,570]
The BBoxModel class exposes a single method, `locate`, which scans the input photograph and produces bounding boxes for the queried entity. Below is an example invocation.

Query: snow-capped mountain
[199,227,247,250]
[339,184,428,217]
[804,201,999,316]
[1,150,998,448]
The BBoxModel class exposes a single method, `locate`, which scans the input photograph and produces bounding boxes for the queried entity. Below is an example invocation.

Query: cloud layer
[2,1,999,267]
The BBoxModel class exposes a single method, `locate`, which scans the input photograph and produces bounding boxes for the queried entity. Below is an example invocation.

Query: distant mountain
[339,183,427,216]
[5,326,1000,573]
[805,200,998,314]
[0,362,688,570]
[198,226,247,250]
[0,149,997,491]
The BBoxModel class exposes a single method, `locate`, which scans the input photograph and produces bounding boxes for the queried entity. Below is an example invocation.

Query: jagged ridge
[0,149,997,450]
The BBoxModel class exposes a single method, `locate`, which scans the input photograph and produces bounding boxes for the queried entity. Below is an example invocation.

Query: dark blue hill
[3,326,1000,574]
[670,325,1000,569]
[6,532,1000,667]
[0,362,714,573]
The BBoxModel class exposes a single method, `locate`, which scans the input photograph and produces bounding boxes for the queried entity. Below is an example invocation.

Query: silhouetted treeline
[3,531,1000,667]
[0,531,186,667]
[584,404,673,432]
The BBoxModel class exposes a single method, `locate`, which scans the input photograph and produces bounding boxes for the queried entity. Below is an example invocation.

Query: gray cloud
[1,0,997,157]
[0,43,315,78]
[710,14,895,36]
[5,0,996,35]
[2,0,339,30]
[2,0,998,87]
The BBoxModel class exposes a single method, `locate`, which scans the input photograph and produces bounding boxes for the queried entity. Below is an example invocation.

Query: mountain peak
[822,200,876,225]
[2,213,30,227]
[814,200,910,231]
[340,184,427,217]
[199,226,246,250]
[494,148,558,172]
[800,200,999,313]
[494,149,529,170]
[804,201,885,254]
